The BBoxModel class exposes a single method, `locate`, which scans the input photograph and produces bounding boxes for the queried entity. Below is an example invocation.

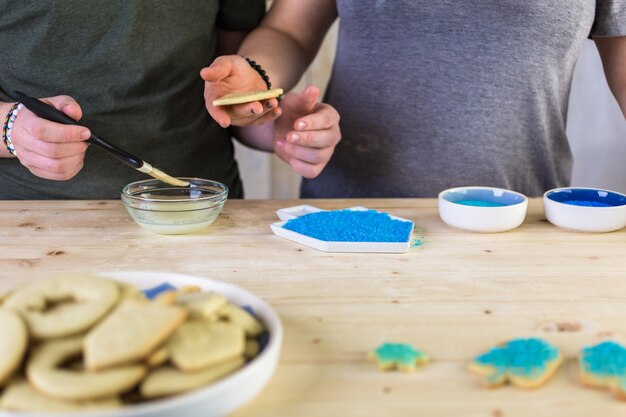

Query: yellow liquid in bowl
[125,202,223,235]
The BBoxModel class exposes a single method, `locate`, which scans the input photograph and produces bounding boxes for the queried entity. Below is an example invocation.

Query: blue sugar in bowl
[438,186,528,233]
[543,187,626,232]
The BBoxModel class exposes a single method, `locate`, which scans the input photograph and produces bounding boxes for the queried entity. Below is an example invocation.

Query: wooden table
[1,198,625,416]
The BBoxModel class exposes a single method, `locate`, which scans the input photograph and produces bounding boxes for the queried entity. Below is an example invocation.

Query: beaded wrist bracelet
[2,103,23,156]
[243,57,272,90]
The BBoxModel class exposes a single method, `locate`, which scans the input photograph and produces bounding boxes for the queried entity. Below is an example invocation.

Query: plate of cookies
[0,271,282,417]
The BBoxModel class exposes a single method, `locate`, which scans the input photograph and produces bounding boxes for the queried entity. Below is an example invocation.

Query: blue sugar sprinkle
[410,237,424,248]
[143,282,177,299]
[282,209,413,242]
[456,200,506,207]
[581,341,626,377]
[474,338,559,378]
[562,200,613,207]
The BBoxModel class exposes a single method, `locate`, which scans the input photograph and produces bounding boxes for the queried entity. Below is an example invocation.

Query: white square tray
[270,205,414,253]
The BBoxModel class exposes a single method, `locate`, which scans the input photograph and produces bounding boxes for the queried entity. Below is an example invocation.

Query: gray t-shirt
[0,0,265,199]
[301,0,626,198]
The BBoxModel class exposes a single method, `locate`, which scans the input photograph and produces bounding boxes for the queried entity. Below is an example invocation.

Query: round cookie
[3,274,120,339]
[0,309,28,386]
[27,336,146,401]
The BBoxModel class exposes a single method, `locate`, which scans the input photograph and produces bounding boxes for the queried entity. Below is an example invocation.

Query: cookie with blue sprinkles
[369,343,429,372]
[579,341,626,400]
[468,338,562,389]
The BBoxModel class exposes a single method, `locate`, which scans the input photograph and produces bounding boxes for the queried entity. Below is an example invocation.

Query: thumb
[200,57,234,82]
[286,85,320,114]
[42,95,83,121]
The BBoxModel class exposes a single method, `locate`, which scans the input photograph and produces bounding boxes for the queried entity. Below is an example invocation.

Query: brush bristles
[148,168,189,187]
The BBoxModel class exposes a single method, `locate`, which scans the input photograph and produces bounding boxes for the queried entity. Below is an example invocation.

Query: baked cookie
[140,357,245,399]
[469,338,562,389]
[218,304,265,337]
[146,347,170,368]
[176,291,227,320]
[168,321,245,372]
[244,339,261,360]
[0,309,28,387]
[26,336,146,401]
[85,299,187,370]
[212,88,283,106]
[579,340,626,400]
[369,343,429,372]
[0,379,121,412]
[3,274,120,339]
[118,282,145,300]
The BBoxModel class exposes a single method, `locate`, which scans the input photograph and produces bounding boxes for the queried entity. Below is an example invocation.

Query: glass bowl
[543,187,626,232]
[438,186,528,233]
[121,178,228,235]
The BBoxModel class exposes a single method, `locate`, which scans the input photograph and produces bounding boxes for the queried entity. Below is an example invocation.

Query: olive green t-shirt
[0,0,265,199]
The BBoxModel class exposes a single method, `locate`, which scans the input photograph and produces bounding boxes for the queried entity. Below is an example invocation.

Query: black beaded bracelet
[243,57,272,90]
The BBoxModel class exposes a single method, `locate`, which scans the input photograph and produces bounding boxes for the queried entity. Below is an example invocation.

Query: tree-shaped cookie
[469,338,562,388]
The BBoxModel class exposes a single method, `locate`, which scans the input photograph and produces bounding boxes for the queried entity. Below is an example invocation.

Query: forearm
[595,36,626,119]
[238,0,337,91]
[0,101,17,158]
[238,27,311,91]
[230,124,274,152]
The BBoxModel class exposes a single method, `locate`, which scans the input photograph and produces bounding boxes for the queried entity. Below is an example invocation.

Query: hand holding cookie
[201,55,282,128]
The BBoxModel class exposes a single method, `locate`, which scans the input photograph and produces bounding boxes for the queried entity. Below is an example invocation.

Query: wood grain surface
[0,198,625,416]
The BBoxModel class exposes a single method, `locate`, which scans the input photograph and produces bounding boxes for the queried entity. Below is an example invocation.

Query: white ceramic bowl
[438,186,528,233]
[0,271,282,417]
[543,187,626,232]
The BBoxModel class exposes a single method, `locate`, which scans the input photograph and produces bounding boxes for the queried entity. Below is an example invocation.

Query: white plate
[1,271,282,417]
[271,205,414,253]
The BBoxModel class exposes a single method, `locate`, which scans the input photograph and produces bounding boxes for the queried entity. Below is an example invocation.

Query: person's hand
[10,96,90,180]
[273,86,341,178]
[200,55,282,128]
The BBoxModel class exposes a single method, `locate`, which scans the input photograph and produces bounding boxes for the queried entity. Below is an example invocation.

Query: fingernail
[291,134,300,144]
[266,101,275,109]
[251,107,257,115]
[80,130,91,140]
[297,121,306,130]
[276,139,285,149]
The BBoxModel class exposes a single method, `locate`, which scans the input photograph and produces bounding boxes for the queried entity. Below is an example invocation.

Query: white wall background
[568,41,626,193]
[235,29,626,199]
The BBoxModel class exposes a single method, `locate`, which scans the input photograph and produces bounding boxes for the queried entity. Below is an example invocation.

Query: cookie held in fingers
[168,321,245,372]
[0,310,28,386]
[212,88,283,106]
[3,274,120,339]
[0,379,122,412]
[468,338,562,389]
[140,357,245,399]
[26,336,146,401]
[85,299,187,370]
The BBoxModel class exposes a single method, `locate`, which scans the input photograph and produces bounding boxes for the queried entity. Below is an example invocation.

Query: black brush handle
[11,91,143,169]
